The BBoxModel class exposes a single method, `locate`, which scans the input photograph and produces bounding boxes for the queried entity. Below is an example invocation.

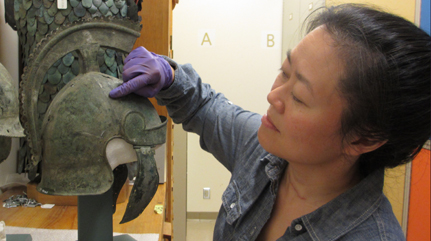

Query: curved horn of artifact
[120,146,159,224]
[3,0,16,30]
[112,164,129,214]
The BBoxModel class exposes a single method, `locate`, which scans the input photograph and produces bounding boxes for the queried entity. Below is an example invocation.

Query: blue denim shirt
[156,60,405,241]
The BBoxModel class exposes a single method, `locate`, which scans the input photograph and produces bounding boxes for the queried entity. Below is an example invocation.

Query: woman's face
[258,26,348,165]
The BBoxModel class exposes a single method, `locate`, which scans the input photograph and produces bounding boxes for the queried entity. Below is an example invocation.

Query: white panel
[172,125,187,241]
[261,31,281,49]
[197,29,216,47]
[282,0,301,61]
[282,0,326,63]
[154,144,166,183]
[173,0,283,213]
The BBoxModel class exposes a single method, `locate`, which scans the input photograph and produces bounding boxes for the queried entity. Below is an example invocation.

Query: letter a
[201,33,212,46]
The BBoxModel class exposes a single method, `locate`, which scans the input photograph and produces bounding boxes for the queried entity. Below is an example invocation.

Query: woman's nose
[267,87,285,114]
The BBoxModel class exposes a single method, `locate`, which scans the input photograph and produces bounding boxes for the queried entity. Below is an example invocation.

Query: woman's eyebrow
[286,50,292,64]
[296,71,314,96]
[286,50,314,96]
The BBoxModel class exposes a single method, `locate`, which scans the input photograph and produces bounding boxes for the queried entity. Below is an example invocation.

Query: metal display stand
[4,234,32,241]
[77,187,134,241]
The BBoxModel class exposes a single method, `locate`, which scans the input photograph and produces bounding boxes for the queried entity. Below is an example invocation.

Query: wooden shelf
[0,184,167,240]
[25,181,129,206]
[134,1,175,239]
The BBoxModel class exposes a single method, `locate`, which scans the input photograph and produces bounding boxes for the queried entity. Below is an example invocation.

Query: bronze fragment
[73,2,86,17]
[32,0,42,9]
[82,0,92,9]
[54,11,66,25]
[62,53,75,67]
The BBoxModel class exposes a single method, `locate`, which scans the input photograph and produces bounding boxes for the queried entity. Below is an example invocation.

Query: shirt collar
[300,168,385,240]
[261,153,287,182]
[261,154,385,240]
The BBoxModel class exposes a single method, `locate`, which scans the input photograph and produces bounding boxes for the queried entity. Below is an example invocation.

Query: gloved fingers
[122,66,139,83]
[122,64,150,82]
[109,84,132,98]
[124,47,147,63]
[150,52,160,58]
[122,64,161,83]
[122,57,153,75]
[124,46,153,64]
[109,75,151,98]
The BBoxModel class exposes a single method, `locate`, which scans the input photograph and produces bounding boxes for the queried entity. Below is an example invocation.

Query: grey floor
[186,219,216,241]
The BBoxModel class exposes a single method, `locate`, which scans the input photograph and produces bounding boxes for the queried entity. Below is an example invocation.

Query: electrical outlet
[203,187,211,199]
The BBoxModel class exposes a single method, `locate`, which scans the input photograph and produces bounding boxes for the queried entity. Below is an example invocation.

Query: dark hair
[307,4,431,175]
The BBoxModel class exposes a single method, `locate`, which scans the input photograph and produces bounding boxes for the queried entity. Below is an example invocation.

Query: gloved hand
[109,46,173,98]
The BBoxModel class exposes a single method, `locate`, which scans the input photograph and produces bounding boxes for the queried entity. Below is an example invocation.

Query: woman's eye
[291,92,303,104]
[279,68,289,80]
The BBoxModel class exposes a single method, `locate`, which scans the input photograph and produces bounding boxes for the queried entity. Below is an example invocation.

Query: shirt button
[294,224,303,231]
[230,203,236,209]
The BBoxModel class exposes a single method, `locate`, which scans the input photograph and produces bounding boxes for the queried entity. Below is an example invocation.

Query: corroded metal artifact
[8,0,140,68]
[20,17,141,168]
[39,72,166,223]
[5,0,162,223]
[0,137,11,163]
[0,63,25,138]
[20,18,166,223]
[0,63,25,164]
[8,0,141,176]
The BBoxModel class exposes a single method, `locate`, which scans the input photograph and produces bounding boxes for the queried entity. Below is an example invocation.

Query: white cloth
[5,226,159,241]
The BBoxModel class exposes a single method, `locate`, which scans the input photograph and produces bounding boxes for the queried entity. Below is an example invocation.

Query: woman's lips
[261,114,280,132]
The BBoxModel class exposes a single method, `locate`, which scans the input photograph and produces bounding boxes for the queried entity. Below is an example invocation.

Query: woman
[110,4,430,240]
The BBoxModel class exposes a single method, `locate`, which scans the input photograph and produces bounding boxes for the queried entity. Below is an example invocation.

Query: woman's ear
[344,137,388,156]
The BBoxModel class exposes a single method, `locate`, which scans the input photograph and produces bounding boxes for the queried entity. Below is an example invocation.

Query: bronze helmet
[0,63,25,163]
[38,72,166,223]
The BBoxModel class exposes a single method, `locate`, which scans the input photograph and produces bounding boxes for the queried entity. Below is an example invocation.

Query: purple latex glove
[109,46,173,98]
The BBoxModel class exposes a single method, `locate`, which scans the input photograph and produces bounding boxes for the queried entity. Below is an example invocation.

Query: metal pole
[78,187,113,241]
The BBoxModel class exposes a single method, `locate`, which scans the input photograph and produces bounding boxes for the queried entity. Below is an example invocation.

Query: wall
[0,0,20,188]
[326,0,415,21]
[282,0,327,61]
[172,0,283,213]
